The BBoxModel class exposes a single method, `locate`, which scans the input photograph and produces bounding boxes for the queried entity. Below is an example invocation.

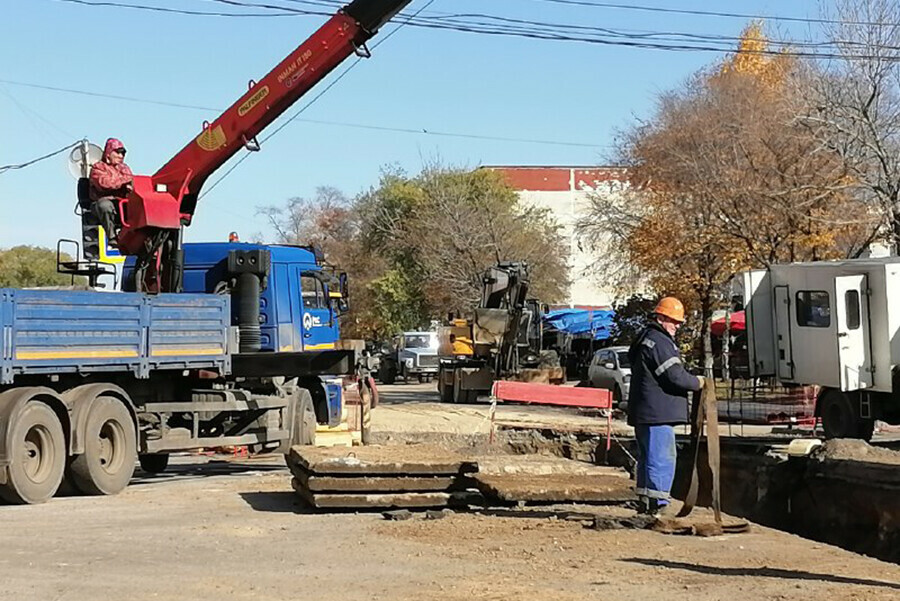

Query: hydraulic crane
[90,0,413,293]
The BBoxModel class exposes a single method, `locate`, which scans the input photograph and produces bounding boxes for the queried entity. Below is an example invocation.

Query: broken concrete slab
[288,445,478,476]
[292,469,457,493]
[474,473,635,504]
[292,480,452,509]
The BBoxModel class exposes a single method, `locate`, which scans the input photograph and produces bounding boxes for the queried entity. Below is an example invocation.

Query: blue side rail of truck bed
[0,289,231,385]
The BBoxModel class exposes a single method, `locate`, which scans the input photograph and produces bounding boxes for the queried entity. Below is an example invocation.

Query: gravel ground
[1,456,896,601]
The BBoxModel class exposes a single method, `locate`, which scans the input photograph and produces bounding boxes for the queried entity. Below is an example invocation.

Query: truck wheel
[418,374,425,384]
[819,389,873,441]
[139,453,169,474]
[0,401,66,504]
[438,368,453,403]
[380,366,396,385]
[289,389,317,447]
[69,398,137,495]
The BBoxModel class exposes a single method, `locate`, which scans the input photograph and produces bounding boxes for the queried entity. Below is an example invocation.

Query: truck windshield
[405,334,435,349]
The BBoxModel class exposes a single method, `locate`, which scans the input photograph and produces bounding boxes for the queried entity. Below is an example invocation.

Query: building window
[845,290,861,330]
[796,291,831,328]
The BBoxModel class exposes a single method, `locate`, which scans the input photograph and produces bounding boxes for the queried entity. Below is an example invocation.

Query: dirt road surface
[2,456,897,601]
[2,382,898,600]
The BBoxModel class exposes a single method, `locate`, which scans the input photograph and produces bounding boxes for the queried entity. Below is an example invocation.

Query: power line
[0,78,607,148]
[0,141,80,175]
[527,0,900,29]
[54,0,297,17]
[200,0,436,199]
[0,78,220,111]
[48,0,900,61]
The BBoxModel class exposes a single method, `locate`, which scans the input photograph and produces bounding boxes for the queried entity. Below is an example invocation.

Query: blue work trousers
[634,424,677,505]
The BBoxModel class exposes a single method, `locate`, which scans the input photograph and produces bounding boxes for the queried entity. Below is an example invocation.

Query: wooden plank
[288,445,478,476]
[474,473,634,504]
[293,469,457,493]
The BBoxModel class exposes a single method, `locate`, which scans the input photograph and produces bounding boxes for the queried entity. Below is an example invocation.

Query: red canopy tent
[711,311,745,337]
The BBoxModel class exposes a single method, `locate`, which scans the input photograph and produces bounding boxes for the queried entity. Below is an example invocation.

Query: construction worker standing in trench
[626,297,704,515]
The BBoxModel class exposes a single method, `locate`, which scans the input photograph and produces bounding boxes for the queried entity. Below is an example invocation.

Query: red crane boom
[112,0,412,292]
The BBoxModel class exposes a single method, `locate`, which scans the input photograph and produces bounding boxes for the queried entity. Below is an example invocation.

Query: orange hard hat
[654,296,685,323]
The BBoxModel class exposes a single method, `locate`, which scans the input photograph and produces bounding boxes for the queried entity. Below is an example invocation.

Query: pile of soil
[818,439,900,465]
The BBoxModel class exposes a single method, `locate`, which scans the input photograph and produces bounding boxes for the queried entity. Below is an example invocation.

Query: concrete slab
[293,469,457,493]
[474,473,635,504]
[288,445,478,476]
[291,479,455,509]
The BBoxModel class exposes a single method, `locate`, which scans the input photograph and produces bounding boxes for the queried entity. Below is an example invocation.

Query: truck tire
[139,453,169,474]
[819,389,873,441]
[0,401,66,504]
[289,389,317,447]
[439,377,454,403]
[380,364,396,385]
[69,397,137,495]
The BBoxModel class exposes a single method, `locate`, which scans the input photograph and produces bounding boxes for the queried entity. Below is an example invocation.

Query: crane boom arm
[152,0,411,221]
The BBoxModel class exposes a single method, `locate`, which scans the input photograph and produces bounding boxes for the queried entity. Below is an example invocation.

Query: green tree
[0,246,81,288]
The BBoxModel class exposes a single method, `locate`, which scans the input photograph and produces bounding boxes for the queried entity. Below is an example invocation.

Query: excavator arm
[110,0,413,292]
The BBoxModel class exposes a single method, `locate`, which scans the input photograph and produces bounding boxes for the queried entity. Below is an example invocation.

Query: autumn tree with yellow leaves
[580,23,881,370]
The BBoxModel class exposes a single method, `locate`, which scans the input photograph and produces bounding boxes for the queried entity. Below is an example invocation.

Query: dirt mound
[818,439,900,465]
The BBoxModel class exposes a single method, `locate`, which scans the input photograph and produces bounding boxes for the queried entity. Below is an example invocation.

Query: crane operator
[89,138,133,241]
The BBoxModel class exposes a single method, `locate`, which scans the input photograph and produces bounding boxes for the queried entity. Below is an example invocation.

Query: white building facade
[486,166,628,309]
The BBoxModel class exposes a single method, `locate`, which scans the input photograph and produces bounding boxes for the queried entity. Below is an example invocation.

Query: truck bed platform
[0,289,230,384]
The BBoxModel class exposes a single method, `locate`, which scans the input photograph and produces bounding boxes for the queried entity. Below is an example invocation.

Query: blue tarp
[543,308,615,341]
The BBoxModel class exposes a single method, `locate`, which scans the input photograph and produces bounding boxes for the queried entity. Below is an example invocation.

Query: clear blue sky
[0,0,824,248]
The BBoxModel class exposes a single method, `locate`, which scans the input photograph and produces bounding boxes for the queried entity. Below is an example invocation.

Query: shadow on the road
[129,460,286,487]
[621,558,900,590]
[375,382,443,406]
[239,491,318,514]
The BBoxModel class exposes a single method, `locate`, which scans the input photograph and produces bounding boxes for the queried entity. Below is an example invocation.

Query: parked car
[587,346,631,408]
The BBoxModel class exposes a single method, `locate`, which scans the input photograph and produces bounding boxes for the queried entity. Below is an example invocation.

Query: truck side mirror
[338,272,349,313]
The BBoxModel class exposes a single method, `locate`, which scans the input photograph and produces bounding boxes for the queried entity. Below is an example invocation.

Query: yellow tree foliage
[593,21,881,366]
[718,21,789,90]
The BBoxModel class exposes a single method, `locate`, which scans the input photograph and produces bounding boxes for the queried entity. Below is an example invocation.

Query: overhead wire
[49,0,900,61]
[527,0,900,29]
[0,142,80,175]
[199,0,437,199]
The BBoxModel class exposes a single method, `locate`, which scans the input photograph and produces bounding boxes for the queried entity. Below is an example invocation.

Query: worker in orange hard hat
[626,296,704,516]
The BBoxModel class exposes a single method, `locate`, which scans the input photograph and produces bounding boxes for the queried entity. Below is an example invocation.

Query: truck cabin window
[796,290,830,328]
[845,290,861,330]
[404,334,435,349]
[301,275,325,309]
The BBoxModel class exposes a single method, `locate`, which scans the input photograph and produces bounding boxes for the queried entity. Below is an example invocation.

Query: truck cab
[177,243,343,353]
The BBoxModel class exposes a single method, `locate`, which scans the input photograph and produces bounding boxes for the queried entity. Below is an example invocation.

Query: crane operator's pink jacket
[89,138,133,202]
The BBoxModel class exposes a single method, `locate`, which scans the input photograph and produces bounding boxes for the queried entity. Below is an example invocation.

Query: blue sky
[1,0,824,248]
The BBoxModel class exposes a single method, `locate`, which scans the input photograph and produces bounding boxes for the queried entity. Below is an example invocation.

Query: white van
[742,258,900,439]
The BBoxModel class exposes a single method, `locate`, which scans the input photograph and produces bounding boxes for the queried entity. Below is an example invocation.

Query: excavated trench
[499,426,900,564]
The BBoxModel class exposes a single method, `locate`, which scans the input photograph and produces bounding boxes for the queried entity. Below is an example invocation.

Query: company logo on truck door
[238,85,270,117]
[303,312,324,330]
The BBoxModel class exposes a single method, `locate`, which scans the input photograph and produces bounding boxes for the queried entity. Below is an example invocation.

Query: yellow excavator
[436,263,564,403]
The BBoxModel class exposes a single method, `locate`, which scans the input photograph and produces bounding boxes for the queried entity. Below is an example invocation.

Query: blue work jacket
[626,322,701,426]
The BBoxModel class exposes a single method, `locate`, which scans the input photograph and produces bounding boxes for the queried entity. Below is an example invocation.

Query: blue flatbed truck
[0,243,353,504]
[0,0,412,503]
